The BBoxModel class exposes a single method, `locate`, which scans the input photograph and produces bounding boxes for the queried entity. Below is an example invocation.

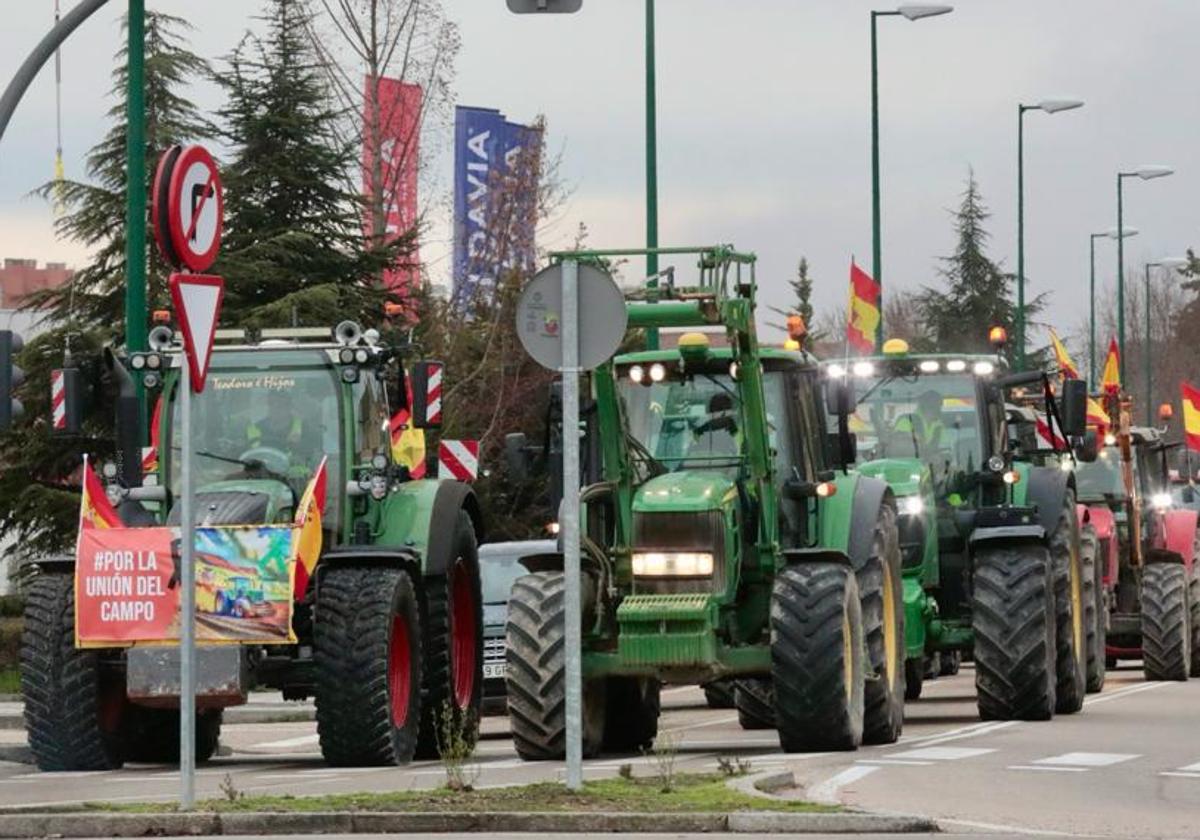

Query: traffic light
[0,330,24,430]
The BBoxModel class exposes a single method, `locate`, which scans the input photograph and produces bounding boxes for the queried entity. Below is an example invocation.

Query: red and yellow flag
[847,260,880,354]
[291,456,328,599]
[1100,338,1121,394]
[1086,397,1111,428]
[390,371,427,479]
[79,456,122,530]
[1181,382,1200,453]
[1049,329,1079,379]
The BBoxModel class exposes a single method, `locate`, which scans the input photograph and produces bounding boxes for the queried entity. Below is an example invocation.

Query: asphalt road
[3,663,1199,838]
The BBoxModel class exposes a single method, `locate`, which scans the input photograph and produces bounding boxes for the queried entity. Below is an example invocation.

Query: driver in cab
[246,391,306,450]
[894,389,946,453]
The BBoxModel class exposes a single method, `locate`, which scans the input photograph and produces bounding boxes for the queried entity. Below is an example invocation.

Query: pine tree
[916,171,1043,361]
[215,0,408,328]
[0,13,212,555]
[791,258,815,326]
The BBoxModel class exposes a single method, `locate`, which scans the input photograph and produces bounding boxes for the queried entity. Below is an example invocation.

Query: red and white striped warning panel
[426,363,443,425]
[50,369,66,431]
[438,439,479,482]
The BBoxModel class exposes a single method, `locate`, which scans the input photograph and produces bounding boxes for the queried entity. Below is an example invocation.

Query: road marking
[856,758,934,766]
[807,765,878,804]
[1160,771,1200,779]
[1007,765,1089,773]
[941,817,1105,837]
[1083,681,1169,706]
[1033,752,1139,767]
[253,733,320,749]
[659,713,739,734]
[893,719,1018,748]
[889,746,996,761]
[254,773,346,782]
[1179,761,1200,772]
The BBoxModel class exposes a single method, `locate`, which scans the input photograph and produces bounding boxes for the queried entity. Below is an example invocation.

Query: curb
[0,809,938,837]
[0,745,30,766]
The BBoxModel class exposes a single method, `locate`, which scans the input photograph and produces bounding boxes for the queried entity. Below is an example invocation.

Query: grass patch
[0,667,18,695]
[84,773,833,815]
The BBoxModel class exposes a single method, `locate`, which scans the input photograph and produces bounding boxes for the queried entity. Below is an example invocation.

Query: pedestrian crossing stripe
[1033,752,1140,767]
[889,746,996,761]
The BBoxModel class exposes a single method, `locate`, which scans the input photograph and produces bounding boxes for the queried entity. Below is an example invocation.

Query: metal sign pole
[179,358,196,808]
[560,259,583,791]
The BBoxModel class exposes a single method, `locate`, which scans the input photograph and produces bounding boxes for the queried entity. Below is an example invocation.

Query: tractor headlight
[899,495,924,516]
[631,551,714,577]
[1151,492,1173,510]
[852,361,875,378]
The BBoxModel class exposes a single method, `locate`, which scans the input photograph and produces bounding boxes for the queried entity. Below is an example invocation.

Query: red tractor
[1074,394,1200,683]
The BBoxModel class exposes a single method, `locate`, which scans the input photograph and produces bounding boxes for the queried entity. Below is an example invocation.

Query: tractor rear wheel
[415,512,483,759]
[734,678,775,730]
[771,563,865,752]
[123,707,222,764]
[904,657,924,700]
[506,572,605,760]
[602,677,660,752]
[1049,492,1086,714]
[21,572,125,771]
[973,543,1057,721]
[939,651,961,677]
[857,503,905,745]
[702,680,735,709]
[1142,562,1191,681]
[314,566,423,765]
[1080,524,1105,692]
[1188,533,1200,678]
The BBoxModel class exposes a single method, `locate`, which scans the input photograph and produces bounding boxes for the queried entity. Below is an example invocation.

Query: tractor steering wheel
[238,446,292,478]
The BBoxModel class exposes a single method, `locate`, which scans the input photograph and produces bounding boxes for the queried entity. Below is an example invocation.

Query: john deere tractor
[505,246,905,756]
[21,323,484,770]
[820,336,1092,720]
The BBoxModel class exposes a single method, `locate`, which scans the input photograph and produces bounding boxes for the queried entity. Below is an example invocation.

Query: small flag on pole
[1049,329,1079,380]
[847,260,880,354]
[1181,382,1200,453]
[1100,338,1121,394]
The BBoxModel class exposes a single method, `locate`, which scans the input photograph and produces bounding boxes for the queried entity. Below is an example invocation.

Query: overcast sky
[0,0,1197,352]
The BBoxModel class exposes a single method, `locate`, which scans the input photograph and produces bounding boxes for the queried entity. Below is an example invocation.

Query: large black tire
[1049,492,1086,714]
[415,512,483,759]
[1142,562,1191,681]
[21,572,126,771]
[734,678,775,730]
[702,680,735,709]
[123,707,222,764]
[973,543,1057,721]
[904,657,924,700]
[939,650,961,677]
[314,566,423,765]
[1188,533,1200,678]
[771,563,865,752]
[856,503,905,745]
[602,677,660,752]
[505,572,605,760]
[1080,524,1106,692]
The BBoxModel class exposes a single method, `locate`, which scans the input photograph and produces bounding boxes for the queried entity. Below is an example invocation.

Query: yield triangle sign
[169,273,224,393]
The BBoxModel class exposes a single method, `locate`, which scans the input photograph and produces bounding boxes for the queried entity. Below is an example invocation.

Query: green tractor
[21,323,484,770]
[820,337,1093,719]
[505,246,905,756]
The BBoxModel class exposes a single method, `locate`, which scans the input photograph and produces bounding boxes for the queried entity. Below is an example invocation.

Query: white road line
[889,746,996,761]
[807,764,879,805]
[252,733,320,749]
[1083,681,1169,706]
[254,773,346,782]
[1033,752,1140,767]
[1160,771,1200,779]
[941,817,1106,837]
[893,719,1018,748]
[1179,761,1200,772]
[659,713,739,734]
[1007,765,1089,773]
[856,758,935,766]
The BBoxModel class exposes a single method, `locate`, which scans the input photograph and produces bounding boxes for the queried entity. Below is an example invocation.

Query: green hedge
[0,617,20,670]
[0,595,22,618]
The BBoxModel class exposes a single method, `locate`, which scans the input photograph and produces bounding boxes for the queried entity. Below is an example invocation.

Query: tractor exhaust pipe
[103,347,143,489]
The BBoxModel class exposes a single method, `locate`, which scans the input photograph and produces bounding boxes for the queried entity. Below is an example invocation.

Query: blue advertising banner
[453,106,540,304]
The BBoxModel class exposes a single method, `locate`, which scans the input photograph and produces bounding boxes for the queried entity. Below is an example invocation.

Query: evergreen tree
[215,0,408,328]
[791,258,815,326]
[0,13,211,555]
[916,171,1043,361]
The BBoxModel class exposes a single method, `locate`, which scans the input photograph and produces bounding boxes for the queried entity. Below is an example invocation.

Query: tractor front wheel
[702,680,735,709]
[857,503,905,745]
[21,572,126,771]
[973,543,1057,721]
[1142,562,1191,681]
[123,707,222,764]
[733,678,775,730]
[602,677,660,752]
[1049,492,1086,714]
[1188,533,1200,678]
[1080,524,1106,692]
[314,566,423,765]
[904,657,924,700]
[771,563,865,752]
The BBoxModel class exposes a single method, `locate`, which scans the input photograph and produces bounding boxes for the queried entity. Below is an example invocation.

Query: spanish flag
[1181,382,1200,453]
[847,260,880,355]
[1086,397,1111,428]
[291,456,328,599]
[1049,329,1079,379]
[1100,338,1121,394]
[79,456,122,530]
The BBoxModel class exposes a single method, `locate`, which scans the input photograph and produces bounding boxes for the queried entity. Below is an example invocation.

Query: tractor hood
[855,458,926,499]
[632,471,737,514]
[168,479,296,526]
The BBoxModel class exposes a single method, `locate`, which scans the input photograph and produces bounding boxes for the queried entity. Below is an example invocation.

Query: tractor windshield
[167,351,344,524]
[1075,446,1129,501]
[848,372,983,496]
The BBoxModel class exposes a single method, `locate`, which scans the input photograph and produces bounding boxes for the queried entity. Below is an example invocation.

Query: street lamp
[871,3,953,350]
[1143,257,1189,423]
[1016,98,1083,369]
[1089,226,1138,386]
[1117,165,1174,380]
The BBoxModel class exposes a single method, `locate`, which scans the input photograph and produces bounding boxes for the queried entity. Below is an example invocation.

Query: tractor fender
[819,471,893,570]
[1149,508,1199,570]
[968,524,1047,547]
[317,545,423,579]
[1024,465,1074,535]
[781,548,852,567]
[377,478,483,577]
[1085,504,1119,585]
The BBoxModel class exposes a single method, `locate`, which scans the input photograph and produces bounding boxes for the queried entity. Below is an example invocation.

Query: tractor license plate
[483,663,506,680]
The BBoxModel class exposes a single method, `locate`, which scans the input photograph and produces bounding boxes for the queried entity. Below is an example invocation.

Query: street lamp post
[1117,166,1174,381]
[1090,226,1138,386]
[1143,257,1188,423]
[645,0,659,349]
[871,3,952,350]
[1016,98,1083,370]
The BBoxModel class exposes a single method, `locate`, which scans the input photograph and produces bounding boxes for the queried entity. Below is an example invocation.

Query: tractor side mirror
[1060,379,1087,438]
[824,378,857,416]
[387,363,409,415]
[1075,429,1099,463]
[826,431,858,467]
[408,361,443,429]
[505,432,530,481]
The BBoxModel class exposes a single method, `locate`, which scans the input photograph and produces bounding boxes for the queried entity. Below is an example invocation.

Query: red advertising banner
[75,525,296,647]
[363,75,422,295]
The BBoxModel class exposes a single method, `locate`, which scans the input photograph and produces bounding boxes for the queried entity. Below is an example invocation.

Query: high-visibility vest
[247,416,303,447]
